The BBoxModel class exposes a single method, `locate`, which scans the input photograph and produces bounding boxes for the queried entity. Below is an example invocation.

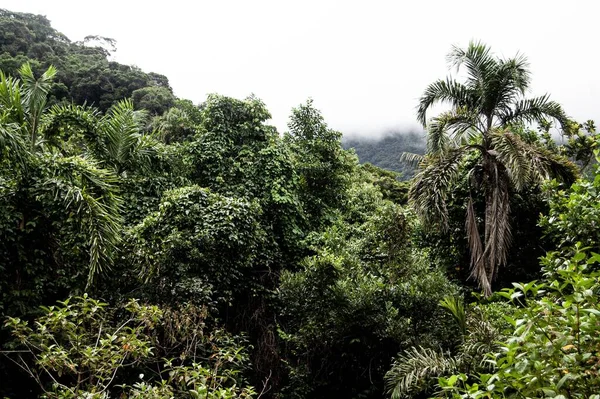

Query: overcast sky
[4,0,600,137]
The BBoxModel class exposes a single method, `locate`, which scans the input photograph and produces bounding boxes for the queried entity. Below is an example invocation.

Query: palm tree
[0,63,56,151]
[385,296,502,398]
[411,42,577,296]
[44,99,158,174]
[0,63,122,287]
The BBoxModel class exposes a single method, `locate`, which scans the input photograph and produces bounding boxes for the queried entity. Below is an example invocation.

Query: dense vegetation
[1,9,600,399]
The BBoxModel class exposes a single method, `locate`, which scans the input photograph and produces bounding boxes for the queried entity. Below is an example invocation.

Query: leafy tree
[559,119,597,175]
[416,162,557,291]
[279,178,458,398]
[150,98,204,145]
[540,179,600,256]
[411,41,577,295]
[359,163,409,205]
[131,85,175,115]
[0,63,56,152]
[182,94,278,191]
[437,247,600,398]
[128,185,265,307]
[285,99,355,228]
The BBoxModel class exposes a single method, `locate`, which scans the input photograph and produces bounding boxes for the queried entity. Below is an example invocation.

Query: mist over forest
[1,7,600,399]
[342,130,426,179]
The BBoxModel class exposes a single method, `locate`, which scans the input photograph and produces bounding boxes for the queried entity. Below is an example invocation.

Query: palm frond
[102,99,139,164]
[489,130,531,190]
[499,95,568,129]
[385,346,459,399]
[39,154,122,287]
[465,196,487,294]
[459,340,497,371]
[447,40,497,90]
[523,144,579,186]
[41,102,100,152]
[99,99,156,172]
[426,116,450,154]
[19,63,56,146]
[417,79,475,126]
[481,161,511,293]
[459,311,503,369]
[0,70,24,125]
[427,109,481,154]
[497,53,531,95]
[399,152,424,167]
[409,148,470,230]
[0,121,29,169]
[480,56,531,119]
[439,296,467,335]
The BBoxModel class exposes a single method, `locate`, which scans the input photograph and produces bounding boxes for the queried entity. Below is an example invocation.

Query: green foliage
[438,248,600,398]
[439,296,466,335]
[6,16,588,398]
[541,176,600,253]
[0,63,123,299]
[128,185,265,306]
[131,85,175,115]
[418,168,556,291]
[0,153,122,315]
[151,100,200,143]
[0,9,174,112]
[117,142,189,225]
[95,99,157,174]
[279,183,459,398]
[543,119,599,174]
[358,163,409,205]
[285,99,356,227]
[384,298,514,398]
[4,295,256,398]
[183,94,277,190]
[5,295,158,397]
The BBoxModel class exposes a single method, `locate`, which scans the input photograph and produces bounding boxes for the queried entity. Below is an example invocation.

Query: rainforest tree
[411,41,577,295]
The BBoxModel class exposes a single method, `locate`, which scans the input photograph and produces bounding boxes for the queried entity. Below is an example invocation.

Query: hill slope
[342,130,425,179]
[0,8,175,113]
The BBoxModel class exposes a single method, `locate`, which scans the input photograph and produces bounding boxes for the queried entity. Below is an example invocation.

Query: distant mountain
[343,131,426,179]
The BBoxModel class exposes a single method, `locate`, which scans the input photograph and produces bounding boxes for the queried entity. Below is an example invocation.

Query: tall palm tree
[411,42,577,296]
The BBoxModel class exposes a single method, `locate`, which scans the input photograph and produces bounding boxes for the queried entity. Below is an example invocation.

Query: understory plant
[4,295,256,398]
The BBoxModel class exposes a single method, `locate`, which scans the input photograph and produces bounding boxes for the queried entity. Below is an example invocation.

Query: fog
[3,0,599,138]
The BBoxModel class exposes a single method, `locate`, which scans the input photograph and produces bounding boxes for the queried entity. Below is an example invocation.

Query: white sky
[3,0,599,137]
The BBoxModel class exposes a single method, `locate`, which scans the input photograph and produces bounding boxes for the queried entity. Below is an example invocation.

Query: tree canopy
[1,9,599,399]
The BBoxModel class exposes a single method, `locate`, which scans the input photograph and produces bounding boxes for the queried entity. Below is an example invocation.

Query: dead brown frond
[482,160,511,295]
[465,196,488,295]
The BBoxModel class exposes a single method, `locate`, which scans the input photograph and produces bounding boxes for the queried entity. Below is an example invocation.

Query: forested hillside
[0,9,175,113]
[1,9,600,399]
[343,131,426,179]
